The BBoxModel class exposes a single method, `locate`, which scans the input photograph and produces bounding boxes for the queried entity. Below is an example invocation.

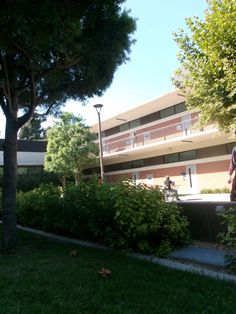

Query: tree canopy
[173,0,236,133]
[0,0,136,126]
[45,112,99,187]
[18,113,47,140]
[0,0,136,250]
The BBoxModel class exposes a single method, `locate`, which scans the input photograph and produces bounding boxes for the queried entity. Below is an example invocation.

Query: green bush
[112,183,190,255]
[200,187,230,194]
[0,190,2,218]
[16,172,60,192]
[0,171,60,192]
[218,206,236,247]
[16,181,190,256]
[17,184,62,230]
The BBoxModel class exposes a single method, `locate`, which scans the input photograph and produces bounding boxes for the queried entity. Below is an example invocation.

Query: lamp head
[93,104,103,113]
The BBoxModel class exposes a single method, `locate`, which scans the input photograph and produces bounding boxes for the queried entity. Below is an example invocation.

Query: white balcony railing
[102,116,215,156]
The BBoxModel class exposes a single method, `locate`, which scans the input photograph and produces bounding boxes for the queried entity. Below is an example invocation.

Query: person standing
[228,146,236,201]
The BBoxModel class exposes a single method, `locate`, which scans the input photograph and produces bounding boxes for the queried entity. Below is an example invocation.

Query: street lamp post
[93,104,104,181]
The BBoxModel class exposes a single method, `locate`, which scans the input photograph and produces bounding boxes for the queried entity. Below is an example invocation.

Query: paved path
[179,193,230,202]
[170,246,235,267]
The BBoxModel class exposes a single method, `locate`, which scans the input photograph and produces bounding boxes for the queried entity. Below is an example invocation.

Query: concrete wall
[178,202,234,242]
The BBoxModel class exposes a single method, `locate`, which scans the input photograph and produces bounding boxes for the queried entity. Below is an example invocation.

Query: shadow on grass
[0,229,235,314]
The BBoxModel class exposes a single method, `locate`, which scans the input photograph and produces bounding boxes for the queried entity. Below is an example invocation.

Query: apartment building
[90,90,235,194]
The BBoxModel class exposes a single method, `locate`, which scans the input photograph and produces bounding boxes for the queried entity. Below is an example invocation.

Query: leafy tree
[18,113,47,140]
[0,0,136,250]
[45,112,99,187]
[173,0,236,133]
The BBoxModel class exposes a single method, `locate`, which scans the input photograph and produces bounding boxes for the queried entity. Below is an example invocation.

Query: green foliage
[0,190,2,216]
[16,180,190,256]
[0,1,136,116]
[0,0,136,250]
[173,0,236,132]
[16,171,60,192]
[218,206,236,247]
[17,184,62,230]
[113,183,190,255]
[200,187,230,194]
[18,113,47,140]
[45,112,99,186]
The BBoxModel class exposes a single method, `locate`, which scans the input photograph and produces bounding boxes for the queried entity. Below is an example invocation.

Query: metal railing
[102,116,215,156]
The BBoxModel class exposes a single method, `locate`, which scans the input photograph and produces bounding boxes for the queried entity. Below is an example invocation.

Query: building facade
[90,90,235,194]
[1,90,235,194]
[0,140,46,175]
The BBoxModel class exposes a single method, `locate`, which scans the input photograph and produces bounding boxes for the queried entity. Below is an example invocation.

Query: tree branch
[0,52,12,110]
[11,40,32,62]
[17,71,37,128]
[0,92,9,117]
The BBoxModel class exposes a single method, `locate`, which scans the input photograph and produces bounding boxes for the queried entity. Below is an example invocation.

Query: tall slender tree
[0,0,136,250]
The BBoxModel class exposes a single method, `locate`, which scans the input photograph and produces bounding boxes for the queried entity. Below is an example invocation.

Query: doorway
[181,114,192,136]
[185,164,199,193]
[132,172,139,185]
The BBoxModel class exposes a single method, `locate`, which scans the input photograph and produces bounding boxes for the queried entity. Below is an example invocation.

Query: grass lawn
[0,230,236,314]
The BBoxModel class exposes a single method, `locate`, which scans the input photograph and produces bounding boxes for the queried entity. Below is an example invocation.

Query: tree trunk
[2,119,18,251]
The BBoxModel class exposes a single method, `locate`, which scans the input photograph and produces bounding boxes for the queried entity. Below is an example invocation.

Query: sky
[0,0,208,137]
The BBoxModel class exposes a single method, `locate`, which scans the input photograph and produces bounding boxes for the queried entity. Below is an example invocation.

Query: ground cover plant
[201,187,230,194]
[16,180,190,256]
[0,229,236,314]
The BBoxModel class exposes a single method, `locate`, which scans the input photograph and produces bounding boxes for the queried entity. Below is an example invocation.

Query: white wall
[0,152,45,166]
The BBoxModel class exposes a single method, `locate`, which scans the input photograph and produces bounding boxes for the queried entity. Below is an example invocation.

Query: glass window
[175,102,186,114]
[17,167,28,175]
[132,159,144,168]
[160,106,175,119]
[227,142,236,154]
[28,167,43,174]
[119,123,129,132]
[122,161,132,170]
[180,150,196,161]
[130,119,140,129]
[164,153,179,164]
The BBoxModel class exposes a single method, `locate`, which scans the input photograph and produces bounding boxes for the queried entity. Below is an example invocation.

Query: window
[140,112,160,125]
[164,153,179,164]
[122,161,132,170]
[28,167,43,174]
[132,159,144,168]
[160,106,175,119]
[130,119,140,129]
[146,174,153,186]
[119,123,129,132]
[17,167,28,175]
[180,150,196,161]
[175,102,186,114]
[227,142,236,154]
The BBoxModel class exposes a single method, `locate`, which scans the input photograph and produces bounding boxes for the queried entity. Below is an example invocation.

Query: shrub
[201,187,230,194]
[218,206,236,247]
[0,189,2,218]
[17,184,62,230]
[111,183,190,255]
[16,181,190,256]
[16,171,60,192]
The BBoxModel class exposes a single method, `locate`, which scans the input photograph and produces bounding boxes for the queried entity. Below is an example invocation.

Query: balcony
[101,116,217,157]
